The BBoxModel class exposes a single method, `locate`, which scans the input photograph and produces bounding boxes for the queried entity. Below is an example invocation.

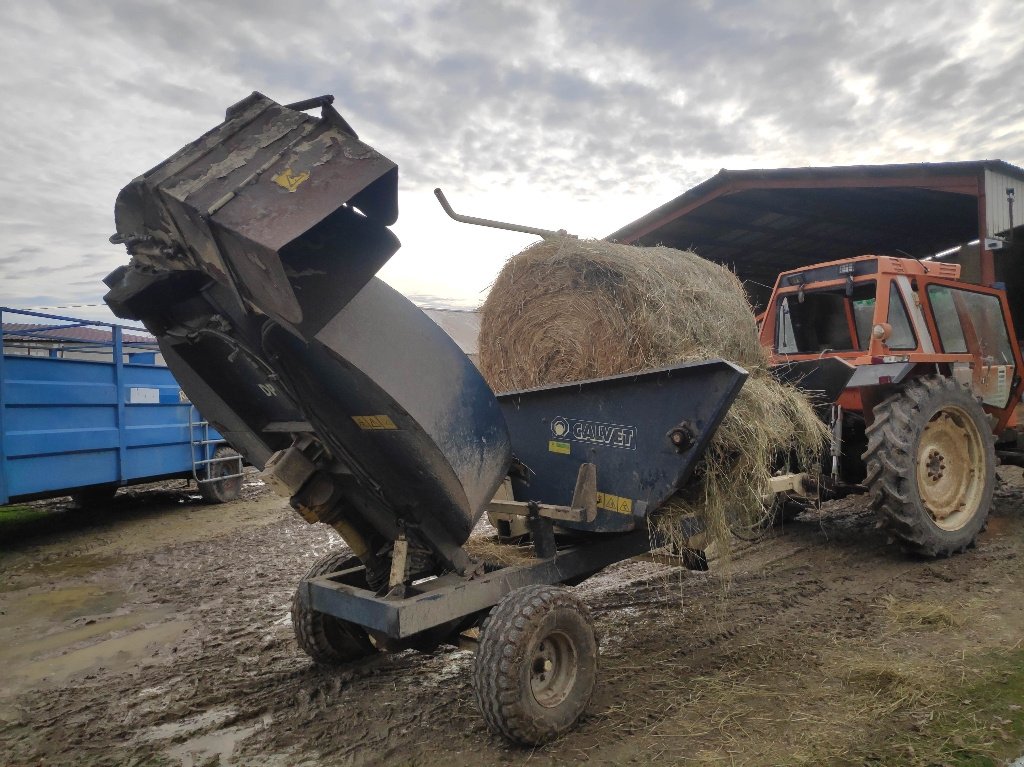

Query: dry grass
[882,595,965,629]
[478,237,826,560]
[462,536,537,566]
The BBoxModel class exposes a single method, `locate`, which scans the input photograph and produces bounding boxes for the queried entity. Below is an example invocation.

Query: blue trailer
[0,307,243,506]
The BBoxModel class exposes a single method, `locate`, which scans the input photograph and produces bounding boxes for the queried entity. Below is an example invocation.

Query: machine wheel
[863,376,995,557]
[291,549,377,664]
[364,541,437,591]
[473,585,597,745]
[199,446,243,503]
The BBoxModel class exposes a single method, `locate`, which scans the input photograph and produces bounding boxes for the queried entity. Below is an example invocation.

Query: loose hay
[882,595,965,629]
[478,237,827,558]
[463,536,537,566]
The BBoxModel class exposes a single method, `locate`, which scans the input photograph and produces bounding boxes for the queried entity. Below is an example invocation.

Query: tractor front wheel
[863,376,995,556]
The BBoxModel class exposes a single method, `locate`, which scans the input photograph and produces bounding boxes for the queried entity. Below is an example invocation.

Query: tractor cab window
[926,285,1014,362]
[775,282,876,354]
[885,283,917,350]
[927,284,1016,408]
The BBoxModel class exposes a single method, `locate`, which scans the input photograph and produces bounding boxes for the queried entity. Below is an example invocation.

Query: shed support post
[978,174,996,286]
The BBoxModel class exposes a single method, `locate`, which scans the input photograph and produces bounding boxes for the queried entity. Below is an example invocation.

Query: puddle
[0,607,172,660]
[139,706,239,742]
[0,554,124,590]
[0,583,126,622]
[166,724,260,767]
[1,617,189,688]
[138,706,271,766]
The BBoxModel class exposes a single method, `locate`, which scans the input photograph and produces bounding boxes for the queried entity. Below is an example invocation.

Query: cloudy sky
[1,0,1021,324]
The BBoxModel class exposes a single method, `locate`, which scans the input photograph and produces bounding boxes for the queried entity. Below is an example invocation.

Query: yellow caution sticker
[272,168,310,192]
[596,492,633,515]
[548,440,571,455]
[352,414,398,430]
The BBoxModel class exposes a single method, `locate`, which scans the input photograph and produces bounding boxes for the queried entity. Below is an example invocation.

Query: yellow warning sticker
[596,492,633,515]
[548,440,571,455]
[352,415,398,430]
[272,168,310,192]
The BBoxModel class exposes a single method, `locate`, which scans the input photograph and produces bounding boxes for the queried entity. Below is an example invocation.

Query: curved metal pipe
[433,188,575,240]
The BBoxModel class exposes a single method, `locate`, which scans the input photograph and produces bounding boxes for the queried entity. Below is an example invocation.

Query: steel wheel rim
[529,629,578,708]
[916,405,985,531]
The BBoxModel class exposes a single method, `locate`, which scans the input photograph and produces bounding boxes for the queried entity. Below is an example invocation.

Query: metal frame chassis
[307,529,656,639]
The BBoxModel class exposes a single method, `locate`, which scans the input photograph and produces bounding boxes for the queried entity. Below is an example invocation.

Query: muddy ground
[1,470,1023,767]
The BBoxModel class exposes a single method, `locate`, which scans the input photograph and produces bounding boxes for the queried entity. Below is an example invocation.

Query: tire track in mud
[2,483,1022,766]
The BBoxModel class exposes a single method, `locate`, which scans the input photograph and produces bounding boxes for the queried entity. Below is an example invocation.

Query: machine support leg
[527,502,557,559]
[389,532,409,589]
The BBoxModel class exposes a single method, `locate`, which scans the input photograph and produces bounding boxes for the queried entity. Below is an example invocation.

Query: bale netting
[477,237,827,559]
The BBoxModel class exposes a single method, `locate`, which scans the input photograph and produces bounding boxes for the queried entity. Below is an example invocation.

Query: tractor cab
[759,255,1024,434]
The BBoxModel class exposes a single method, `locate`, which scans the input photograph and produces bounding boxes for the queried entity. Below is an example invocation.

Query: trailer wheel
[364,541,437,592]
[473,585,597,745]
[291,549,377,664]
[863,376,995,557]
[199,446,243,503]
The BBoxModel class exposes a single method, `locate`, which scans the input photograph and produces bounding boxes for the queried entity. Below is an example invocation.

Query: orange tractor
[758,254,1024,556]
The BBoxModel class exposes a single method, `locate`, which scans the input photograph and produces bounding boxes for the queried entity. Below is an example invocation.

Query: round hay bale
[478,237,826,556]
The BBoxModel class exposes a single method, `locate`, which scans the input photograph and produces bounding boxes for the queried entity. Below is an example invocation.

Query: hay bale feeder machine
[104,93,746,744]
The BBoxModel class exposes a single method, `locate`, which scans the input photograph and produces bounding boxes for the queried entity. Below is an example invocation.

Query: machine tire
[473,585,597,745]
[199,446,243,503]
[291,549,377,664]
[364,542,436,591]
[863,376,995,557]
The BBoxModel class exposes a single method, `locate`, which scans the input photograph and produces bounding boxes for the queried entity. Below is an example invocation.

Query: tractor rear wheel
[863,376,995,557]
[291,549,377,664]
[473,585,597,745]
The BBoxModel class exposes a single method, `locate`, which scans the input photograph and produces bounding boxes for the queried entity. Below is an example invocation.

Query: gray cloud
[0,0,1020,314]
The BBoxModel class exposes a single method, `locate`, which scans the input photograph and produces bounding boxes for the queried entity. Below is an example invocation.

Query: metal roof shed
[607,161,1024,316]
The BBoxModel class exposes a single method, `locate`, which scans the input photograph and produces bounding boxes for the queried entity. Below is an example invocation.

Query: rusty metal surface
[112,92,398,329]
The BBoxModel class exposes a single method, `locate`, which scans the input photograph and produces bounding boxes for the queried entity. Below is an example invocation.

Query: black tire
[364,541,437,591]
[863,376,995,557]
[291,549,377,664]
[473,585,598,745]
[199,446,243,503]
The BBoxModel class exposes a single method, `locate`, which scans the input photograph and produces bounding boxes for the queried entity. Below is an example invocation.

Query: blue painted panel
[4,450,120,497]
[2,323,226,503]
[123,443,194,480]
[124,423,191,448]
[123,364,179,383]
[4,405,116,431]
[4,381,117,406]
[5,427,120,457]
[5,356,116,383]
